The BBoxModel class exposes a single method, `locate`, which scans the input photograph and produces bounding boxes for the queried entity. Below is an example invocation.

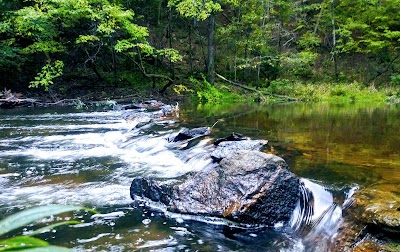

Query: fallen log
[215,73,298,102]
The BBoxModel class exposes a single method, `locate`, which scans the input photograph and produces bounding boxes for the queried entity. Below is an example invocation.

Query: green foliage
[157,48,183,63]
[297,32,321,50]
[0,0,158,90]
[168,0,221,20]
[0,205,96,251]
[0,205,83,236]
[173,84,193,95]
[390,74,400,85]
[266,80,389,102]
[281,51,319,78]
[1,0,399,96]
[335,0,400,54]
[0,41,26,70]
[268,79,294,95]
[191,76,241,103]
[0,236,52,251]
[29,60,64,91]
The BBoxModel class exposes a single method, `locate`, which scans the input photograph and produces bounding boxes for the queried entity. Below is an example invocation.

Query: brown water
[0,101,399,251]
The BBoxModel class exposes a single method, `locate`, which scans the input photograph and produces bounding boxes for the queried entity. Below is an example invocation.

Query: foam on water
[0,107,355,251]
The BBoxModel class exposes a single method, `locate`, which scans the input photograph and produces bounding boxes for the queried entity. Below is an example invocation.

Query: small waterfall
[0,106,362,251]
[289,178,359,251]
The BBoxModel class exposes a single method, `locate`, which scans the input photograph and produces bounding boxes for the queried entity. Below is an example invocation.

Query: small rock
[172,127,211,142]
[214,132,249,145]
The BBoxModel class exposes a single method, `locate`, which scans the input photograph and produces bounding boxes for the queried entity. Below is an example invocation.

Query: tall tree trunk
[331,0,338,80]
[168,7,175,79]
[111,38,118,87]
[189,20,193,73]
[207,10,215,84]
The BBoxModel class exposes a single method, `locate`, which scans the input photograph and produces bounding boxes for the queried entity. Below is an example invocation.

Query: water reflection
[0,102,399,251]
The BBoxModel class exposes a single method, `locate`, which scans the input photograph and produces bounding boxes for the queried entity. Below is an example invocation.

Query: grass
[187,76,400,104]
[258,79,400,103]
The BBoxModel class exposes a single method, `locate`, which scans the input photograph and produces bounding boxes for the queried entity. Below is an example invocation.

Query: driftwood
[215,73,298,102]
[0,98,38,108]
[0,89,90,108]
[0,98,86,108]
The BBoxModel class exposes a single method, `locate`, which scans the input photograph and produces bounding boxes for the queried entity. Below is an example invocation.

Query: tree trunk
[168,7,175,79]
[189,21,193,73]
[331,0,338,80]
[207,10,215,84]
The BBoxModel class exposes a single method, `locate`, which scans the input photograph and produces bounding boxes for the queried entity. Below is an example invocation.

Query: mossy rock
[352,188,400,234]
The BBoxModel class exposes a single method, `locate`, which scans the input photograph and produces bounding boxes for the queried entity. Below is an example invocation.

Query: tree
[168,0,221,84]
[335,0,400,81]
[0,0,173,91]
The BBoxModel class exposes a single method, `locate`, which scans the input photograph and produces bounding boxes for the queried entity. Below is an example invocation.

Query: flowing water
[0,102,399,251]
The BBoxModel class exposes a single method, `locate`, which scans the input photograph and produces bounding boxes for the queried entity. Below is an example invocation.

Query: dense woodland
[0,0,399,100]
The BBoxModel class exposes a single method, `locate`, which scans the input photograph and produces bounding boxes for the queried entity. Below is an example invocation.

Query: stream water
[0,101,399,251]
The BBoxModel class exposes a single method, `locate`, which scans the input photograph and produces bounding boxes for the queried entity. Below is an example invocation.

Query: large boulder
[131,150,300,226]
[211,140,268,161]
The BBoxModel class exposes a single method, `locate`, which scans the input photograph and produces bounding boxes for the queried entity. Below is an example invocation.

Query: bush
[191,76,243,103]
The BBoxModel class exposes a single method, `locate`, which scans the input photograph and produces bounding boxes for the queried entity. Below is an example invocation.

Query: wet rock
[172,127,211,142]
[124,104,145,110]
[130,177,173,205]
[160,103,179,117]
[130,150,300,226]
[214,132,249,145]
[333,187,400,251]
[141,100,165,110]
[211,140,268,161]
[349,188,400,234]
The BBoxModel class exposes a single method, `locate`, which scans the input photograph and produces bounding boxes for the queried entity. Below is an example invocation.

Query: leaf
[29,221,81,236]
[21,246,71,252]
[0,205,84,237]
[0,236,48,251]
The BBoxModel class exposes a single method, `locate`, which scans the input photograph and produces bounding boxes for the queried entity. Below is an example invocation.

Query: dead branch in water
[215,73,298,102]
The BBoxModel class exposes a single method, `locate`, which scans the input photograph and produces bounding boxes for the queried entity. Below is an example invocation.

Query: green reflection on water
[181,102,400,190]
[1,101,400,250]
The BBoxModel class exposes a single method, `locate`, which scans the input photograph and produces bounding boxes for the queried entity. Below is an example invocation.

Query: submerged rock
[332,186,400,251]
[130,150,300,226]
[211,140,268,161]
[350,188,400,233]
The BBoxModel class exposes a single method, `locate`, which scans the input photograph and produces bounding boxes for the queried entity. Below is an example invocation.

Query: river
[0,101,399,251]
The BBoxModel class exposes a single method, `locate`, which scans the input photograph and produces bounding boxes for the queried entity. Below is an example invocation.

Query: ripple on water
[0,106,372,251]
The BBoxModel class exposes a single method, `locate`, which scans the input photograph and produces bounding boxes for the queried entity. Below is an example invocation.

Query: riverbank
[2,77,400,109]
[191,78,400,104]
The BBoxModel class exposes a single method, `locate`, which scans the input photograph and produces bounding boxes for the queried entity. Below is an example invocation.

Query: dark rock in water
[142,100,164,109]
[130,150,300,226]
[211,140,268,161]
[124,104,144,110]
[130,177,173,205]
[214,132,249,145]
[172,127,211,142]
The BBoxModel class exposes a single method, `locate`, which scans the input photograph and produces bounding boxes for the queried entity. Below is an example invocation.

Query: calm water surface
[0,102,399,251]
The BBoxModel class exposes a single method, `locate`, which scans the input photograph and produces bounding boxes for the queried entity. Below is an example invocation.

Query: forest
[1,1,400,251]
[1,0,399,102]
